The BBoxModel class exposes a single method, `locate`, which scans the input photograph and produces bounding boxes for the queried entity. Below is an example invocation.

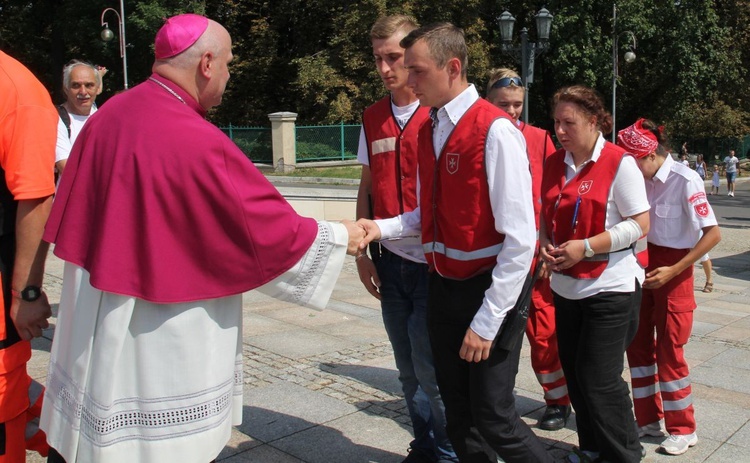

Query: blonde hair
[486,67,522,96]
[370,14,419,41]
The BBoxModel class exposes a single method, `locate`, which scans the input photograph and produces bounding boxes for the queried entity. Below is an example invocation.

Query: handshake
[342,219,382,255]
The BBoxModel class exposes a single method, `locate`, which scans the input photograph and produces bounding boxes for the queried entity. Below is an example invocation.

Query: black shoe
[539,404,571,431]
[402,448,435,463]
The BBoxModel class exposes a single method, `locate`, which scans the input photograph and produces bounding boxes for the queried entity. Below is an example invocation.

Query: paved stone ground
[25,218,750,463]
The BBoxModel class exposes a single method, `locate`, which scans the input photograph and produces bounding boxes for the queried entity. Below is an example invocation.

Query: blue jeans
[376,250,457,462]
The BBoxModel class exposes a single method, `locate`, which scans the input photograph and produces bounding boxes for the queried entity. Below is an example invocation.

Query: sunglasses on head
[490,76,523,89]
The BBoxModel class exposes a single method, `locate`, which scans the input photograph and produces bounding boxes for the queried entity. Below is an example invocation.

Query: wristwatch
[583,239,595,258]
[12,285,43,302]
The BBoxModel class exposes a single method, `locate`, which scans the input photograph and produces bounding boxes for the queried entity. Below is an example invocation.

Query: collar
[148,73,206,118]
[563,132,606,170]
[654,153,675,183]
[433,84,478,126]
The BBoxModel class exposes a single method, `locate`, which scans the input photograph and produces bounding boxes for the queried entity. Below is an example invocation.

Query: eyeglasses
[490,76,523,89]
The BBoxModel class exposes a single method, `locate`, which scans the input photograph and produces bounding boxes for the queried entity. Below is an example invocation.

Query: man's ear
[446,57,461,79]
[199,51,213,78]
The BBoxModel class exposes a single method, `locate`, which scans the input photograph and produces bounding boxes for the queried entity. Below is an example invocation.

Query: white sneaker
[660,433,698,455]
[730,191,735,197]
[638,421,665,438]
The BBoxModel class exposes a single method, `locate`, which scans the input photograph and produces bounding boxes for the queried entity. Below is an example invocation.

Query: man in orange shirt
[0,50,56,462]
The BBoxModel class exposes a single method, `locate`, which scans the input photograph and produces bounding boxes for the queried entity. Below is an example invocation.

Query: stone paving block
[693,362,750,394]
[321,356,401,395]
[692,320,723,337]
[243,312,298,338]
[240,382,357,443]
[705,347,750,370]
[217,427,263,460]
[727,420,750,449]
[704,442,747,462]
[263,305,363,327]
[247,328,358,358]
[317,318,388,345]
[219,444,304,462]
[685,338,729,363]
[325,299,382,320]
[693,396,750,442]
[271,411,412,463]
[706,325,750,343]
[699,299,750,314]
[695,308,746,326]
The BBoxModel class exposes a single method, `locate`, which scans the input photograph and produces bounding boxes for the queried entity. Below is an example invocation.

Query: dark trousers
[554,286,643,463]
[427,272,553,463]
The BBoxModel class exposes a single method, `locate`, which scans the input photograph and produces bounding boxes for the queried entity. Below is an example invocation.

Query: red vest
[419,99,512,279]
[520,122,556,229]
[542,142,628,279]
[362,97,429,219]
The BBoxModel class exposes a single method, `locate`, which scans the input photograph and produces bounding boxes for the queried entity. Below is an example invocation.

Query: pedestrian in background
[694,154,707,182]
[710,164,720,195]
[618,118,720,456]
[724,149,739,196]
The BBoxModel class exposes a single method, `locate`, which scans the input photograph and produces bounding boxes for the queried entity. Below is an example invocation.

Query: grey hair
[62,60,101,89]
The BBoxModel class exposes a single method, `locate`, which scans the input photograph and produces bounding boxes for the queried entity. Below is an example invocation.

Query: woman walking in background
[695,154,707,182]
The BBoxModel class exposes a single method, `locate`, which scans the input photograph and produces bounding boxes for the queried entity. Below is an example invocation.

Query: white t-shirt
[724,155,739,173]
[56,106,97,163]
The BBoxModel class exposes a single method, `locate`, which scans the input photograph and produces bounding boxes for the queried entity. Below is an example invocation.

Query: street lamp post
[611,4,637,141]
[100,0,128,89]
[497,8,553,123]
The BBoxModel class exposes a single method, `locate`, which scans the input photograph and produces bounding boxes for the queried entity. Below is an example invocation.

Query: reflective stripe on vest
[423,241,504,262]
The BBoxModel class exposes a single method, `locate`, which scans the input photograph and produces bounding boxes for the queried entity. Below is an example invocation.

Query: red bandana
[616,118,658,159]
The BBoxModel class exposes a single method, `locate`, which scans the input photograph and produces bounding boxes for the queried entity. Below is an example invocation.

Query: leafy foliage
[1,0,747,149]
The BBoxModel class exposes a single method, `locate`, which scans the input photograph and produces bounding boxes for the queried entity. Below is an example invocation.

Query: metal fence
[685,135,750,165]
[220,122,360,164]
[220,125,273,163]
[295,123,360,162]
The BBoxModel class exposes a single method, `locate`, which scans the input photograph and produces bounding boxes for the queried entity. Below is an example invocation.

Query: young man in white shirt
[358,23,552,463]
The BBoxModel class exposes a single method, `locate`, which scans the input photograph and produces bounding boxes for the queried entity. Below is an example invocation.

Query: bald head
[153,19,233,111]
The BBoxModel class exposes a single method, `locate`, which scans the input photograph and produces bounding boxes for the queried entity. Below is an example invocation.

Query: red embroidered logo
[578,180,593,195]
[694,202,710,218]
[446,153,459,174]
[689,192,707,204]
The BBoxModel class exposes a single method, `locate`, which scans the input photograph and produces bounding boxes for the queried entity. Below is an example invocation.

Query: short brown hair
[400,22,468,77]
[552,85,613,135]
[370,14,419,41]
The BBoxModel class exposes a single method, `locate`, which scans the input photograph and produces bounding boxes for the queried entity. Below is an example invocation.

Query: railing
[295,122,359,162]
[219,125,272,163]
[220,122,360,165]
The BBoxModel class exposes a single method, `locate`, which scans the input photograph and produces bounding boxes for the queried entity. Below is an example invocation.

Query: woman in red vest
[539,86,650,463]
[485,68,571,432]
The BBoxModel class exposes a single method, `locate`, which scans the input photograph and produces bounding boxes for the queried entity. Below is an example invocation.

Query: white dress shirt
[550,134,651,300]
[645,155,718,248]
[376,84,535,340]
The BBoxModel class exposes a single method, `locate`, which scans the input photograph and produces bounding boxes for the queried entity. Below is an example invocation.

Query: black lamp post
[100,0,128,89]
[497,7,554,123]
[612,4,637,141]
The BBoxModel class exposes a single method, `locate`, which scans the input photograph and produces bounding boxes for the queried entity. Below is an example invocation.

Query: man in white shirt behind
[55,60,104,177]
